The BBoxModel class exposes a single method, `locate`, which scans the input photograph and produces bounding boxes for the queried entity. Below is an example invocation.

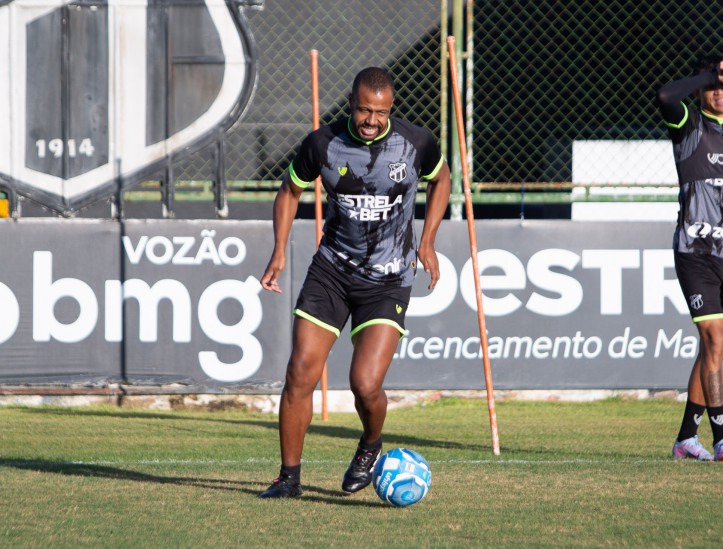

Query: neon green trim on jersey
[421,156,445,180]
[664,103,688,129]
[347,117,391,145]
[288,162,312,189]
[702,109,723,125]
[350,319,407,339]
[294,309,340,337]
[693,312,723,323]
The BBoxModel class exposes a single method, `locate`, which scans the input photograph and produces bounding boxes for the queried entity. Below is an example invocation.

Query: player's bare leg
[673,352,714,460]
[259,317,336,498]
[687,354,705,403]
[696,319,723,407]
[349,324,400,441]
[704,319,723,461]
[341,324,400,493]
[674,319,723,462]
[279,318,337,465]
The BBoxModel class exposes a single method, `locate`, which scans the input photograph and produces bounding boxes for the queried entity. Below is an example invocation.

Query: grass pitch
[1,398,722,548]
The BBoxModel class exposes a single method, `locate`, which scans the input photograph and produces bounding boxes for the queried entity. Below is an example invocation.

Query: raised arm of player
[417,159,451,290]
[261,174,304,293]
[656,61,723,124]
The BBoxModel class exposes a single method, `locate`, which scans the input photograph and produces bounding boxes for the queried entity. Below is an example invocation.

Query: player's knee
[284,358,321,392]
[700,328,723,358]
[350,379,384,403]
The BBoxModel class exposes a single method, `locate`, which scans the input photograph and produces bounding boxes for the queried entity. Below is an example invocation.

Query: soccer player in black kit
[259,67,451,497]
[657,55,723,461]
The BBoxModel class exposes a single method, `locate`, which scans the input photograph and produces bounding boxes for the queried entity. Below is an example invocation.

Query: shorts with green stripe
[294,253,412,338]
[675,250,723,322]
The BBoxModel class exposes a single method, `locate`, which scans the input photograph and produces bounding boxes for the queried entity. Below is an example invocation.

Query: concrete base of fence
[0,388,687,412]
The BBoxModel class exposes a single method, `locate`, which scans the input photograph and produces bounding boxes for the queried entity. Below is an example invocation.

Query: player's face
[349,84,394,141]
[700,82,723,118]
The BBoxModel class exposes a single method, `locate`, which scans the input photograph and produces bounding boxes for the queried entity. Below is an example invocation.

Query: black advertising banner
[119,220,289,389]
[0,219,121,384]
[0,219,290,389]
[0,219,697,390]
[294,220,697,390]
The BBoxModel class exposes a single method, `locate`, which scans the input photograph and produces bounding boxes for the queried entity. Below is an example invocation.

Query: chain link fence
[118,0,444,219]
[221,0,442,206]
[474,0,722,183]
[157,0,723,219]
[470,0,723,217]
[3,0,722,218]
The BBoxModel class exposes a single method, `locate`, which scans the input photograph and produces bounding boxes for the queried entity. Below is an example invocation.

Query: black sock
[360,435,382,452]
[677,400,706,442]
[707,405,723,445]
[280,464,301,480]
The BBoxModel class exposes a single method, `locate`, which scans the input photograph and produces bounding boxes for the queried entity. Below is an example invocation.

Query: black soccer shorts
[674,250,723,322]
[293,253,412,338]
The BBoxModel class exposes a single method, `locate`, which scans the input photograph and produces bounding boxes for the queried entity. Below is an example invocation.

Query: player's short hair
[351,67,395,100]
[693,54,723,75]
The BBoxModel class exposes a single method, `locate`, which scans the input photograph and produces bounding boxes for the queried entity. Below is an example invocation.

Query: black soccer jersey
[665,105,723,256]
[288,116,444,286]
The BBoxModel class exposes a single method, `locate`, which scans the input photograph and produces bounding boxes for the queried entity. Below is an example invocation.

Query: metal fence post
[449,0,464,220]
[440,0,449,163]
[465,0,474,193]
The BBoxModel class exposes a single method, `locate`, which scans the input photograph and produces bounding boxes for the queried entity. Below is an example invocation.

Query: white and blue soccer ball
[372,448,432,507]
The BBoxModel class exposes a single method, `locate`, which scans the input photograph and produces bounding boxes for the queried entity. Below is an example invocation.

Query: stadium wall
[0,218,695,392]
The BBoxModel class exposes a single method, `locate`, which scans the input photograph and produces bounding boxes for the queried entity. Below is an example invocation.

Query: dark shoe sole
[258,484,303,499]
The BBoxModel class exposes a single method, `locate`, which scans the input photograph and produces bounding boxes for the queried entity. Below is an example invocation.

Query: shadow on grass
[12,407,648,459]
[8,407,668,460]
[0,458,385,507]
[16,407,497,454]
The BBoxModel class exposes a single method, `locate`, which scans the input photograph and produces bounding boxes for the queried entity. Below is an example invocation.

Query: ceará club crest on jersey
[388,162,407,183]
[0,0,258,213]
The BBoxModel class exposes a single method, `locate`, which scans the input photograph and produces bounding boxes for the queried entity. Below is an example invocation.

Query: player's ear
[348,93,355,109]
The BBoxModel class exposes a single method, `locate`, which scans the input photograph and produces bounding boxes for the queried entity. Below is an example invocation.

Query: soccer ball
[372,448,431,507]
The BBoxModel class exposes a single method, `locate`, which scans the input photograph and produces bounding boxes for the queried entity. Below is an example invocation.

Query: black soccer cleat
[258,474,303,499]
[341,443,382,493]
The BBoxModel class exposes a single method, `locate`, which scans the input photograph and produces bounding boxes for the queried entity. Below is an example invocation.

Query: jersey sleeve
[288,132,321,189]
[657,71,717,128]
[418,129,445,180]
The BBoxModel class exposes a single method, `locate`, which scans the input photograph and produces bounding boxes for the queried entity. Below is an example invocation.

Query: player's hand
[261,251,286,293]
[417,243,440,290]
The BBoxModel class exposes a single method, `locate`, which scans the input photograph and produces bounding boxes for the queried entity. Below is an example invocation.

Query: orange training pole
[310,49,329,421]
[447,36,500,455]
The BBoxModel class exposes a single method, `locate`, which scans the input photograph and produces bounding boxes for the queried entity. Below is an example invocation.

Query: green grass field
[1,398,722,548]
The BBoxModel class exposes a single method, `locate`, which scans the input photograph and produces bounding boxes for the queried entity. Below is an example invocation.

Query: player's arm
[261,173,305,293]
[417,158,451,290]
[656,65,722,125]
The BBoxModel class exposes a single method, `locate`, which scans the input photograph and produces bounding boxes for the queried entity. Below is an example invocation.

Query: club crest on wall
[0,0,258,214]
